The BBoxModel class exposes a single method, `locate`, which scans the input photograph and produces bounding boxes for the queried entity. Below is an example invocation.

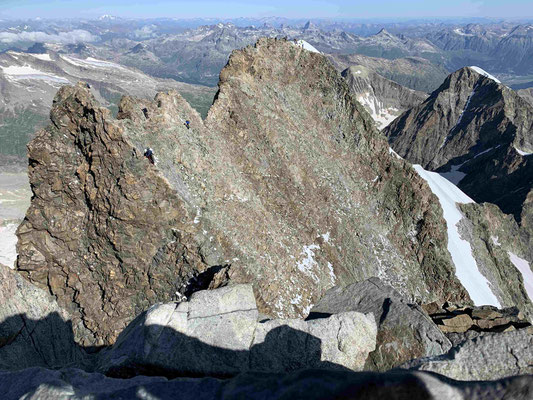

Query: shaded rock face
[97,284,377,378]
[403,329,533,381]
[342,65,428,129]
[2,367,533,400]
[0,263,91,370]
[17,38,470,345]
[384,66,533,223]
[308,278,451,372]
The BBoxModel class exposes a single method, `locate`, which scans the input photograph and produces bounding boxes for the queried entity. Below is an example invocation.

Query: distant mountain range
[2,20,532,88]
[0,49,216,165]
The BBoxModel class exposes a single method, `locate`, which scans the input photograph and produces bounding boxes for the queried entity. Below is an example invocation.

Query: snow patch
[293,40,321,53]
[508,252,533,303]
[388,147,402,159]
[514,147,532,156]
[29,53,51,61]
[414,165,500,307]
[469,66,501,84]
[296,244,320,282]
[327,262,336,284]
[0,223,18,268]
[62,55,125,70]
[491,236,501,246]
[320,232,330,243]
[0,64,69,84]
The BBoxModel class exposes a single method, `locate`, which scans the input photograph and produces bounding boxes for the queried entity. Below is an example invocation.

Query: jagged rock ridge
[17,39,497,345]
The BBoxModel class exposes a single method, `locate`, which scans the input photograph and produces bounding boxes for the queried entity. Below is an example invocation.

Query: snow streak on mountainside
[508,252,533,303]
[469,66,501,83]
[413,165,500,307]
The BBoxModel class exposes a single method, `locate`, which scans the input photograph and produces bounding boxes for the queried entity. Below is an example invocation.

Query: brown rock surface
[17,38,471,345]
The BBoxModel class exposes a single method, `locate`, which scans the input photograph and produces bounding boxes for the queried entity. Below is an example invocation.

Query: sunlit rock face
[17,38,471,345]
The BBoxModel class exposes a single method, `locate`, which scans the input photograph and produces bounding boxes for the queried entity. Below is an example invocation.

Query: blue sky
[0,0,532,19]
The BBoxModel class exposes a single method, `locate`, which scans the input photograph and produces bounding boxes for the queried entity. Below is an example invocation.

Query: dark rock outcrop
[17,38,472,345]
[308,278,451,371]
[2,366,532,400]
[423,302,531,338]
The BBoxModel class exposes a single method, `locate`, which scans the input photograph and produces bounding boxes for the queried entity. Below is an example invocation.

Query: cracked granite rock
[97,284,377,377]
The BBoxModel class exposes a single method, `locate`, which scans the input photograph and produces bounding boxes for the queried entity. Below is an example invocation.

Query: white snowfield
[413,165,501,307]
[293,40,321,53]
[508,252,533,303]
[62,55,125,70]
[357,92,398,129]
[0,224,18,269]
[28,53,52,61]
[0,64,69,84]
[514,146,533,156]
[469,66,501,84]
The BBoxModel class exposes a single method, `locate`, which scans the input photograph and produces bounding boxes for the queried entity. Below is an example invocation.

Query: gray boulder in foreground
[2,366,532,400]
[97,284,377,377]
[402,329,533,380]
[309,277,451,371]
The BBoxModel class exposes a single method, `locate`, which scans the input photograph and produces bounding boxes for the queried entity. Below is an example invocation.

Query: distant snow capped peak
[99,14,116,21]
[468,66,501,83]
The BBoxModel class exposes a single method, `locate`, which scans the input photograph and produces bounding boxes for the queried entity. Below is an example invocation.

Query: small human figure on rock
[144,148,155,165]
[185,120,190,130]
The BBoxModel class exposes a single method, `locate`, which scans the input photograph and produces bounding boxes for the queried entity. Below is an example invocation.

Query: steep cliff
[17,38,476,345]
[384,66,533,223]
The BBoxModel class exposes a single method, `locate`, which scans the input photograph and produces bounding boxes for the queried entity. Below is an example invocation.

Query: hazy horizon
[1,0,532,20]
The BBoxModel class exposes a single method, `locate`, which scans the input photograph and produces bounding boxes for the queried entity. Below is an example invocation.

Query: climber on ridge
[144,148,155,165]
[185,120,190,130]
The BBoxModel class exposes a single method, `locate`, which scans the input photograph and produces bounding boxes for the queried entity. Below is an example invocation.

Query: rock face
[384,66,533,223]
[342,65,427,129]
[308,278,451,371]
[0,263,91,370]
[403,329,533,381]
[17,38,472,345]
[98,284,377,377]
[2,367,533,400]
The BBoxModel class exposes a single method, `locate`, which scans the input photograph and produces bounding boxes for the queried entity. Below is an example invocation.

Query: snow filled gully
[413,165,501,307]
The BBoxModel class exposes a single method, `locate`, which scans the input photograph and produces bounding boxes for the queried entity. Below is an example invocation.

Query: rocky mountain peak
[17,38,476,346]
[303,21,318,31]
[384,66,533,223]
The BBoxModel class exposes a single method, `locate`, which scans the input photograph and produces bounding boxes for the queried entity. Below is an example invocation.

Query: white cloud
[132,25,157,39]
[0,29,99,44]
